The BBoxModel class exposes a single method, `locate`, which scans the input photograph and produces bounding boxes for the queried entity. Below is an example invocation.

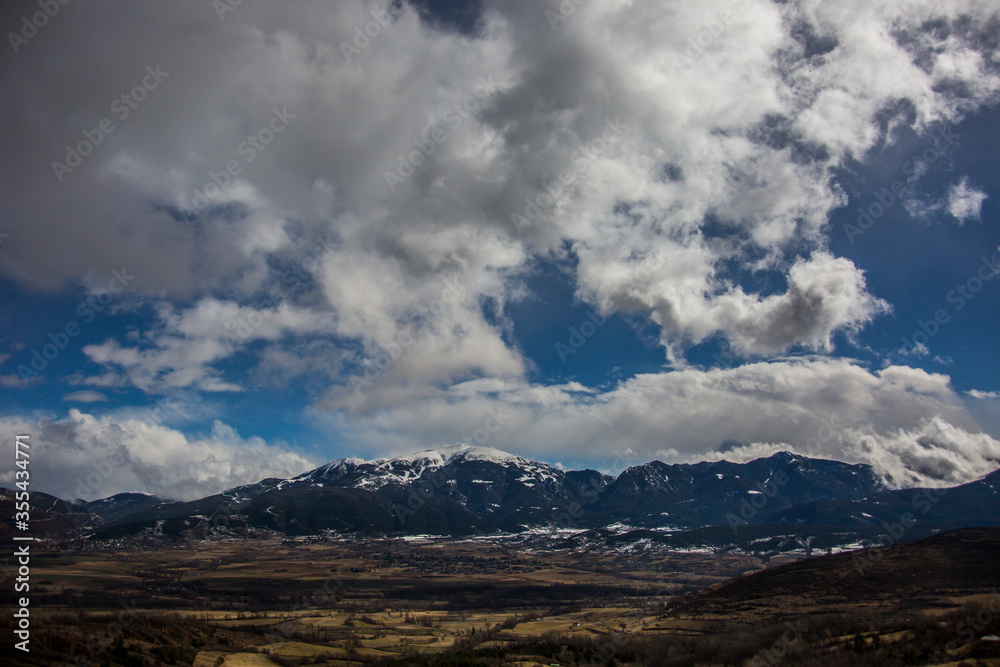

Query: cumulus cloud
[0,410,317,501]
[4,0,998,369]
[696,417,1000,488]
[2,359,996,499]
[1,0,999,487]
[316,357,997,486]
[583,250,889,357]
[845,417,1000,488]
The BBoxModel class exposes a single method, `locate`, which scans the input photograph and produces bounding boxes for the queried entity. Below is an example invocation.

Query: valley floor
[5,529,1000,666]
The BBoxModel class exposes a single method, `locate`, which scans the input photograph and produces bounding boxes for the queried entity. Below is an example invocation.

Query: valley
[5,529,1000,666]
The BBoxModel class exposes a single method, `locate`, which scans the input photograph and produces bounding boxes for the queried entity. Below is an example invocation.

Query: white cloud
[907,176,990,223]
[64,390,109,403]
[845,417,1000,488]
[697,441,796,464]
[81,298,338,393]
[700,417,1000,487]
[0,410,317,501]
[968,389,1000,400]
[0,375,31,388]
[948,177,988,223]
[582,250,889,357]
[318,357,997,486]
[1,0,999,479]
[3,0,997,366]
[65,371,128,388]
[4,358,997,500]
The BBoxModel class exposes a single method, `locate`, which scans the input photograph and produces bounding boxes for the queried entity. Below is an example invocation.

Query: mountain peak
[295,444,544,491]
[318,444,532,471]
[80,449,1000,542]
[395,443,529,467]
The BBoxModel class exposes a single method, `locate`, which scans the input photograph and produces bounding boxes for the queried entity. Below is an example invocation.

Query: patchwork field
[6,530,1000,666]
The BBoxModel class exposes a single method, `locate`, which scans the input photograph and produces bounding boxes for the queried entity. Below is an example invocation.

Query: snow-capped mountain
[293,444,559,491]
[72,447,1000,547]
[286,444,607,531]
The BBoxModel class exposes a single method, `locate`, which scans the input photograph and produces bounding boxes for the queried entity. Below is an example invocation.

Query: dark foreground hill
[667,526,1000,621]
[604,528,1000,666]
[401,528,1000,667]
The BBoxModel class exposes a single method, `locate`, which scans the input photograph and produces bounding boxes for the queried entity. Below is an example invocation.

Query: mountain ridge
[4,446,997,552]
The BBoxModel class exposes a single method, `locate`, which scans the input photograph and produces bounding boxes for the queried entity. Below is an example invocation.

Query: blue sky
[832,108,1000,391]
[1,0,999,501]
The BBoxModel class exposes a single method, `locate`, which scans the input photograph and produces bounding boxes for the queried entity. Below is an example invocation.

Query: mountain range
[3,445,998,552]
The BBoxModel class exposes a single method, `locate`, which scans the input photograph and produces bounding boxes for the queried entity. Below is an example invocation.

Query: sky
[1,0,999,502]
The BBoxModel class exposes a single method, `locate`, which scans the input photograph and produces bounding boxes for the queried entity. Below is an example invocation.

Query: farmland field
[6,529,1000,666]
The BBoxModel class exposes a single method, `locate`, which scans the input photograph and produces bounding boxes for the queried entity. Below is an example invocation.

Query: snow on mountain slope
[293,444,560,491]
[82,450,999,542]
[395,443,528,467]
